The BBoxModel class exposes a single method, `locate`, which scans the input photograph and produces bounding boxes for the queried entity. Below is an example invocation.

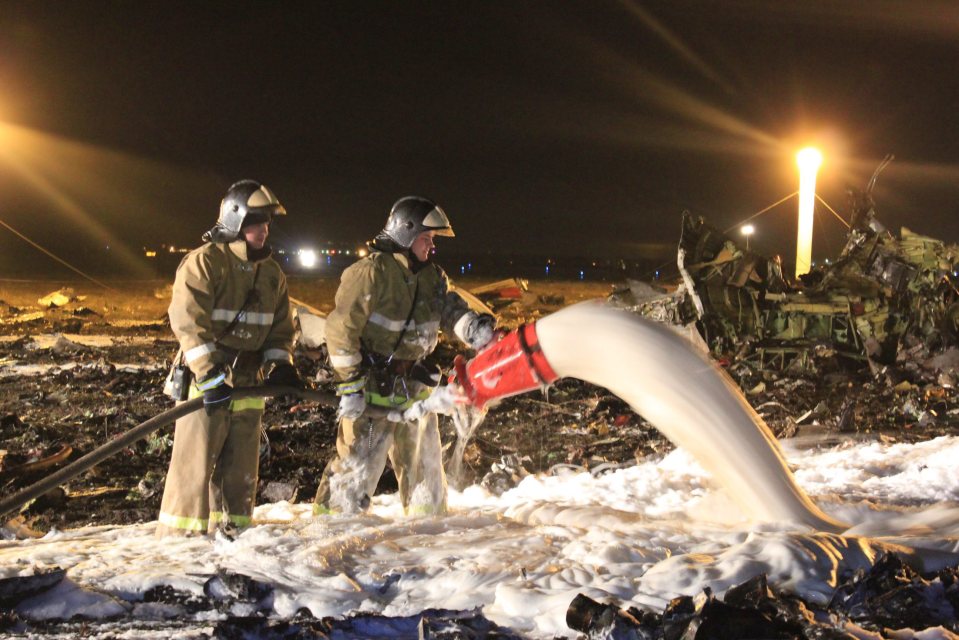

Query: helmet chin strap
[408,248,430,273]
[202,224,238,244]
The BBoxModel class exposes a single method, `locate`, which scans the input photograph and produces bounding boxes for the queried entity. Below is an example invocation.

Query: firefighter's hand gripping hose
[0,385,391,522]
[402,384,468,422]
[337,392,367,421]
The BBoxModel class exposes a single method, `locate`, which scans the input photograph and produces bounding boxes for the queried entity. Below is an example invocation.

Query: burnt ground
[2,278,959,638]
[1,277,958,534]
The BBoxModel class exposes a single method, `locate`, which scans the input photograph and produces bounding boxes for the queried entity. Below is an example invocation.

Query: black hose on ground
[0,385,393,522]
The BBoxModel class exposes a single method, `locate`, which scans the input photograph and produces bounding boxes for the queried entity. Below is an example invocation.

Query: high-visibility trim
[366,313,438,338]
[406,503,446,516]
[336,379,366,395]
[415,321,440,334]
[211,309,275,326]
[186,384,263,411]
[367,388,430,409]
[196,372,226,392]
[453,312,472,343]
[330,352,362,367]
[262,348,292,364]
[313,504,336,516]
[158,511,208,532]
[230,397,265,412]
[185,342,216,364]
[368,312,409,332]
[209,511,252,527]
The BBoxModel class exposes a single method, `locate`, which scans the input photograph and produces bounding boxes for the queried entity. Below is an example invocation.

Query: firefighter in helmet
[157,179,300,537]
[314,196,496,516]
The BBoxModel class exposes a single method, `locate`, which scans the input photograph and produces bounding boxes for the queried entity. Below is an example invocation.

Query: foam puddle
[4,438,959,638]
[4,302,959,638]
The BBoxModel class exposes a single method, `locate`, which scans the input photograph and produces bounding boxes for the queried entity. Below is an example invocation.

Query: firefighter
[314,196,495,516]
[157,180,300,537]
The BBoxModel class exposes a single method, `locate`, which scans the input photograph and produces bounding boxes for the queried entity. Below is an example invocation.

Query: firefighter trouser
[156,382,265,537]
[314,401,447,516]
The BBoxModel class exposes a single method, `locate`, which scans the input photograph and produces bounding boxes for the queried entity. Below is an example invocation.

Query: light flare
[0,120,213,277]
[298,249,318,268]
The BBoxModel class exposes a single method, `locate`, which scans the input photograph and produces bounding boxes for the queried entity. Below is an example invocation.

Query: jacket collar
[224,239,272,263]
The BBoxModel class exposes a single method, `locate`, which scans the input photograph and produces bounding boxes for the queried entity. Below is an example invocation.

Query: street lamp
[795,147,822,280]
[740,224,755,250]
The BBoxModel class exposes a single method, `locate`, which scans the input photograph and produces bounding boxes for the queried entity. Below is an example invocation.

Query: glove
[337,393,366,421]
[403,384,465,422]
[411,361,443,388]
[466,313,496,351]
[197,368,232,416]
[266,361,302,389]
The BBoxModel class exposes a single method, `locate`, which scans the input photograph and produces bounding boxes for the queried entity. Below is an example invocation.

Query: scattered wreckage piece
[0,567,67,608]
[37,289,84,309]
[617,165,959,384]
[463,277,529,311]
[0,444,72,483]
[566,556,959,639]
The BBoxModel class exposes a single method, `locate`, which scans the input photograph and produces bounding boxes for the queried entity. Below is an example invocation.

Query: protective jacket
[326,249,472,399]
[157,239,293,537]
[168,239,294,382]
[315,247,475,516]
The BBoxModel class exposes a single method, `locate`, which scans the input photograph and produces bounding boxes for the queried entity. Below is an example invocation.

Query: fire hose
[1,303,846,531]
[0,385,392,521]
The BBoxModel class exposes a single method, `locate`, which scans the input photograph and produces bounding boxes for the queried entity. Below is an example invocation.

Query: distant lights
[298,249,318,268]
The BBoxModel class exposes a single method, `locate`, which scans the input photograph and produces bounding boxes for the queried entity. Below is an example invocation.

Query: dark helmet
[204,180,286,242]
[381,196,454,249]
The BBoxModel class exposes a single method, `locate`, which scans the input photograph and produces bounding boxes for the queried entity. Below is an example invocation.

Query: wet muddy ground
[1,277,957,534]
[3,278,959,638]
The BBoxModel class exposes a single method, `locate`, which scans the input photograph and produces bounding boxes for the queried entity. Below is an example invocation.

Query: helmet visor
[422,206,455,237]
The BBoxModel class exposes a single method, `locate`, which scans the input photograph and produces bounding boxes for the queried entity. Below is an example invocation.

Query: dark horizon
[2,1,959,274]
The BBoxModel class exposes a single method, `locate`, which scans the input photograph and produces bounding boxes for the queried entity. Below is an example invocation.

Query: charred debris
[611,167,959,435]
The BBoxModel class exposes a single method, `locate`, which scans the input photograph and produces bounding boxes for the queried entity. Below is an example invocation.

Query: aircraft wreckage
[613,166,959,382]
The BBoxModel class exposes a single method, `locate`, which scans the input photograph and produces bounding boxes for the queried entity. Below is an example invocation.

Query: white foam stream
[535,301,846,531]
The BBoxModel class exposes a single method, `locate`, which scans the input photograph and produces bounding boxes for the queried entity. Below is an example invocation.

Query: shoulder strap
[215,265,260,342]
[387,278,419,360]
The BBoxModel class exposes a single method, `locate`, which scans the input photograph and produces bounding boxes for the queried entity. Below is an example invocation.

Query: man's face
[410,230,436,262]
[241,221,270,250]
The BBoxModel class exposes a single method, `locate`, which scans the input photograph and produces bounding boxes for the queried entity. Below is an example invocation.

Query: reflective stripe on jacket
[326,251,471,382]
[168,240,294,381]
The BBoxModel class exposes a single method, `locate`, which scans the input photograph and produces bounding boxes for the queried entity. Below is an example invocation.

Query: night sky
[2,1,958,276]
